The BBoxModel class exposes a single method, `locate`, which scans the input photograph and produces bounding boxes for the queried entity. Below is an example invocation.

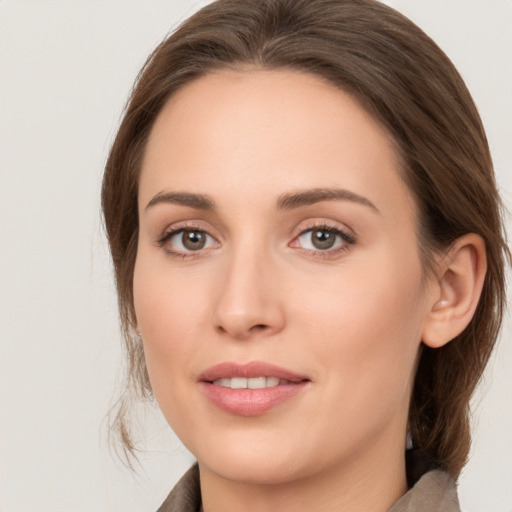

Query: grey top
[389,469,460,511]
[156,461,461,512]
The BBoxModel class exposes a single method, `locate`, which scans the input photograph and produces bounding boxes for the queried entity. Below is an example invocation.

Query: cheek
[291,248,425,406]
[133,244,212,338]
[132,254,210,402]
[294,245,424,331]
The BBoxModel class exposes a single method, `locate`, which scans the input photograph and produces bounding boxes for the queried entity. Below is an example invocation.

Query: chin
[201,452,307,486]
[189,429,312,485]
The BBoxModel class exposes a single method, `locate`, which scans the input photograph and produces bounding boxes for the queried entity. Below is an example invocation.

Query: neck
[198,434,408,512]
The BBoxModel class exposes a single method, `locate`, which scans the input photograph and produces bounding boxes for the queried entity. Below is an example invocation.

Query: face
[134,70,435,485]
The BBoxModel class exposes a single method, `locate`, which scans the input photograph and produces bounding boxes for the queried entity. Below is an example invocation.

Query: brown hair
[102,0,510,477]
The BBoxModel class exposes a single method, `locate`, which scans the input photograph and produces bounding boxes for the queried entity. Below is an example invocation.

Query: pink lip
[198,361,310,416]
[199,361,308,382]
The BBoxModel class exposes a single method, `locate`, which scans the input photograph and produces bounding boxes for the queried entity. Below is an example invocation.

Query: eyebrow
[145,191,216,211]
[276,188,379,213]
[145,187,378,213]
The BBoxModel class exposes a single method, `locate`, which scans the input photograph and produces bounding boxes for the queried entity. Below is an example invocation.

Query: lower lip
[200,381,309,416]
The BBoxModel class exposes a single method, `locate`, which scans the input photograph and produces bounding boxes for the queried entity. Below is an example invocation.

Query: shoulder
[388,469,461,512]
[156,464,201,512]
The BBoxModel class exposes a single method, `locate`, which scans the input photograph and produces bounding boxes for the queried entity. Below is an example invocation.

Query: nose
[212,247,285,340]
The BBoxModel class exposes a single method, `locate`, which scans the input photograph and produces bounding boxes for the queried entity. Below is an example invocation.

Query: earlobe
[422,233,487,349]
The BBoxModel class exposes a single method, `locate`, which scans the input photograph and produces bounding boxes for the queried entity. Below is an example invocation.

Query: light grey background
[0,1,510,511]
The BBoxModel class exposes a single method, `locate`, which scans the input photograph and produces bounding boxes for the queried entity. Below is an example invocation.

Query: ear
[422,233,487,349]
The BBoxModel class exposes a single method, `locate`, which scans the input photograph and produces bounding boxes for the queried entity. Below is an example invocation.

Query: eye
[160,228,218,255]
[293,226,355,252]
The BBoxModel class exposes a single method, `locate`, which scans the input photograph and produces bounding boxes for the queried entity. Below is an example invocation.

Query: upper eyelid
[156,218,357,244]
[157,226,219,257]
[294,226,355,246]
[158,220,219,239]
[158,230,218,254]
[293,219,356,239]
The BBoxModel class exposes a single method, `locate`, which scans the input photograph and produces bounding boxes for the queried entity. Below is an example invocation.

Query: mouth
[211,376,293,389]
[198,361,310,416]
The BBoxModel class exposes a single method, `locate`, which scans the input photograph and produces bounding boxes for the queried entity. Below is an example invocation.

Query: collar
[157,453,460,512]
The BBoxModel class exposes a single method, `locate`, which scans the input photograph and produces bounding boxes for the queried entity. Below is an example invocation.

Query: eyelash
[292,222,356,258]
[157,222,356,259]
[157,223,218,258]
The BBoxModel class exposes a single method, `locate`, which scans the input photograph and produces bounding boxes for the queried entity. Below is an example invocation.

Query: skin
[133,70,457,512]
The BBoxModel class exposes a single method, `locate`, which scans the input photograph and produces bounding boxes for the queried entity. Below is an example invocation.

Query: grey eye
[311,230,336,249]
[297,228,346,251]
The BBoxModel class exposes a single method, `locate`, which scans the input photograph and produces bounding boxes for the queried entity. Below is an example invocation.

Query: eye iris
[182,231,206,250]
[312,229,336,250]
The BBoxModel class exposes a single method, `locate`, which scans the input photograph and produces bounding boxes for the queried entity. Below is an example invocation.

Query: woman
[101,0,510,510]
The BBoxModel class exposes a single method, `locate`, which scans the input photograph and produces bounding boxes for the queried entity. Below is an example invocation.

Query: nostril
[251,324,269,331]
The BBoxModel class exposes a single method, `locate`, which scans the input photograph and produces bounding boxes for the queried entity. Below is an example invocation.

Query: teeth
[231,377,247,389]
[267,377,280,387]
[212,377,287,389]
[248,377,266,389]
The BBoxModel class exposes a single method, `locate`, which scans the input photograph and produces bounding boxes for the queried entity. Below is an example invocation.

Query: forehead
[140,69,414,220]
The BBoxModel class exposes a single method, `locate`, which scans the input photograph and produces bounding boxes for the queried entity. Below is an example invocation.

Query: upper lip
[198,361,309,383]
